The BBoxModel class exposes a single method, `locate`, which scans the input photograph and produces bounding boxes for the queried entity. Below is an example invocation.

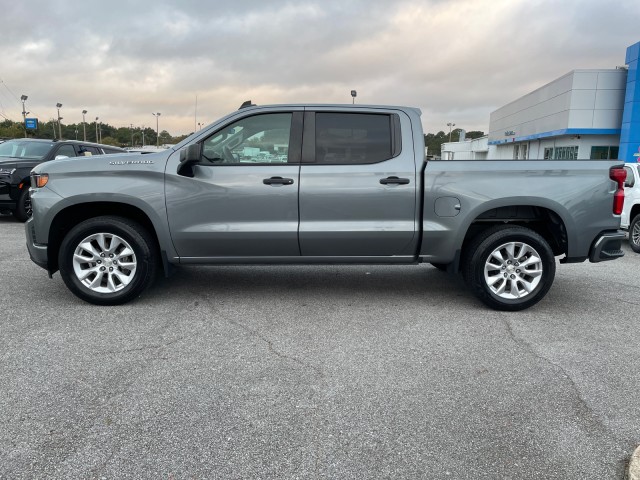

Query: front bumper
[25,217,49,271]
[589,230,625,263]
[0,184,17,209]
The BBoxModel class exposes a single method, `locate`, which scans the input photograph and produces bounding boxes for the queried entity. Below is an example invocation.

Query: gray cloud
[0,0,638,135]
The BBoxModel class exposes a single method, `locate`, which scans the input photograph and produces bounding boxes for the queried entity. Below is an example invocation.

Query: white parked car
[622,162,640,252]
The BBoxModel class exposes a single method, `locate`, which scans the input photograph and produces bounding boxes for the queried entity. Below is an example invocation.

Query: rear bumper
[589,230,625,263]
[25,218,49,270]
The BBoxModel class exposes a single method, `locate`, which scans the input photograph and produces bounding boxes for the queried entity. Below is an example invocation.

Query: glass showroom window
[554,146,578,160]
[590,146,620,159]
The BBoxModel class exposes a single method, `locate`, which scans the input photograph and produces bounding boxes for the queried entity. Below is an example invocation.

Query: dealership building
[442,40,640,162]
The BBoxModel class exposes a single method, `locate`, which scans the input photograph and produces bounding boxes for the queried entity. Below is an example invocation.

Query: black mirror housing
[177,144,202,177]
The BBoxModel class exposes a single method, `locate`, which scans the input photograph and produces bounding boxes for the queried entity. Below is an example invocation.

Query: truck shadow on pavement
[147,264,473,307]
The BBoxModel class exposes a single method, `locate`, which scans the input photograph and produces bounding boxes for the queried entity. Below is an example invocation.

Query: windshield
[0,141,54,160]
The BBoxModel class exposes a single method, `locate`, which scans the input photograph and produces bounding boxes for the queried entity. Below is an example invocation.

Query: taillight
[610,166,626,215]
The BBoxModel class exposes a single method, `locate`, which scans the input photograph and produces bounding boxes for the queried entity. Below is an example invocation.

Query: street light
[447,122,456,143]
[82,110,87,141]
[56,103,63,139]
[130,124,134,147]
[141,126,145,147]
[95,117,99,142]
[152,112,161,147]
[351,90,357,104]
[21,95,28,138]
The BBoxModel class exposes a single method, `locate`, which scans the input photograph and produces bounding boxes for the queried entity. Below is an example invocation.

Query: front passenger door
[165,110,303,259]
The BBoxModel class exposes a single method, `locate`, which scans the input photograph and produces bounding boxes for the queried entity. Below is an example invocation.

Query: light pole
[447,122,456,143]
[351,90,357,104]
[152,112,161,147]
[21,95,28,138]
[75,128,78,140]
[141,126,145,147]
[56,103,63,139]
[130,124,134,147]
[82,110,87,141]
[95,117,99,142]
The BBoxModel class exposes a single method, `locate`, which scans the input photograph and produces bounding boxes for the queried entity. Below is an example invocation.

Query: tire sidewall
[59,217,153,305]
[630,216,640,253]
[469,228,556,311]
[13,187,30,222]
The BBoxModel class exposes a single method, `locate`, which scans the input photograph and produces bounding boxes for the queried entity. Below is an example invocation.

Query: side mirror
[177,144,202,177]
[54,155,69,160]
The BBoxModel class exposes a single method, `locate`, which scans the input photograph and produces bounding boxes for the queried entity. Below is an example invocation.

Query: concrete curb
[629,445,640,480]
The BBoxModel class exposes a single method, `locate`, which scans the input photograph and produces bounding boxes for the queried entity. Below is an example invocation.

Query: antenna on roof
[239,100,256,109]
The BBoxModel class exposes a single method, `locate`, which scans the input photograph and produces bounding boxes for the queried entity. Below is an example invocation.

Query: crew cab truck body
[25,104,626,310]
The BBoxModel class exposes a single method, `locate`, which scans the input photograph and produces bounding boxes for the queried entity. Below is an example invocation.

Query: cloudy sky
[0,0,638,136]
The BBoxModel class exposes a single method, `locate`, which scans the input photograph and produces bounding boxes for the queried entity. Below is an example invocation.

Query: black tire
[13,187,31,222]
[58,216,158,305]
[462,225,556,311]
[629,215,640,253]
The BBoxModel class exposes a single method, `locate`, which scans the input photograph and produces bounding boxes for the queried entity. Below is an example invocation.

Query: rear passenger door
[298,109,418,258]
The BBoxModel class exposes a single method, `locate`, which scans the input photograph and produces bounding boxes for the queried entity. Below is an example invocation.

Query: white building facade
[442,40,640,161]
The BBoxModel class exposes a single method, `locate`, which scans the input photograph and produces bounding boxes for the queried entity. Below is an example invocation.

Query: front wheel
[462,226,556,311]
[629,215,640,253]
[58,216,158,305]
[13,187,31,222]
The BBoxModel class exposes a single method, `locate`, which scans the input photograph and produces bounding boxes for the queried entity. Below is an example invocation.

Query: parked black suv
[0,139,127,221]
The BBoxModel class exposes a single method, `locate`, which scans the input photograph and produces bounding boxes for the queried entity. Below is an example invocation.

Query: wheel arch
[455,202,571,272]
[630,203,640,224]
[47,201,172,275]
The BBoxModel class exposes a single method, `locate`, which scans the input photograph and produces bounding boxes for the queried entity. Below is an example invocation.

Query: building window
[521,144,528,159]
[590,146,620,159]
[543,147,553,160]
[554,146,578,160]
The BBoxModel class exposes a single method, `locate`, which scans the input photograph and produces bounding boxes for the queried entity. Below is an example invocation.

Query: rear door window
[314,113,396,164]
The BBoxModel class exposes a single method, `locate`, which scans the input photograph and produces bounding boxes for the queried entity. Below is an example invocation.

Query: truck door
[298,110,418,258]
[165,110,302,259]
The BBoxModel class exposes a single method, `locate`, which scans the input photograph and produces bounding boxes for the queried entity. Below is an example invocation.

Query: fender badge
[109,160,154,165]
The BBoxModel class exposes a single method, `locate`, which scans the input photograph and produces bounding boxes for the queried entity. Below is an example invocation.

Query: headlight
[30,173,49,188]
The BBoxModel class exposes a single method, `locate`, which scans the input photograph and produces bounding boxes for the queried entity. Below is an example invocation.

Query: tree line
[0,119,190,146]
[424,129,485,157]
[1,118,484,154]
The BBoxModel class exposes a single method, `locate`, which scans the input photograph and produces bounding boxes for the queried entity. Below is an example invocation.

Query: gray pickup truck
[25,104,626,310]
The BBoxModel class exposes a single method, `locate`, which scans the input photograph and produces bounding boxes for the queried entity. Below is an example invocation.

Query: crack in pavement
[500,316,627,449]
[200,295,325,379]
[199,294,327,478]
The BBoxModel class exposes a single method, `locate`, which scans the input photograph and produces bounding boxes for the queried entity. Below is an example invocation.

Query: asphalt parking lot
[1,214,639,479]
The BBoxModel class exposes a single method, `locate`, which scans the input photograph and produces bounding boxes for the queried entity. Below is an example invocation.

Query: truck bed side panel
[421,160,622,262]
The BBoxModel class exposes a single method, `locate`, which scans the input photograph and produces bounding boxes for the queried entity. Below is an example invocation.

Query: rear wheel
[463,225,556,311]
[59,216,158,305]
[629,215,640,253]
[13,187,31,222]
